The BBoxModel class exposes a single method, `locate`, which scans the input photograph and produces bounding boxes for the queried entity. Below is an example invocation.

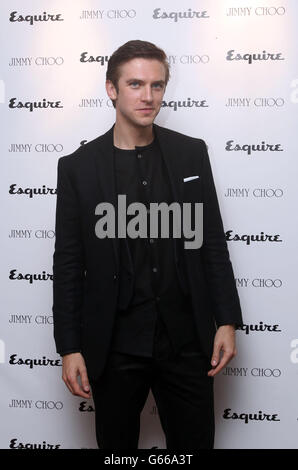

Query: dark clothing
[111,132,199,358]
[53,122,243,450]
[53,122,244,381]
[90,319,214,450]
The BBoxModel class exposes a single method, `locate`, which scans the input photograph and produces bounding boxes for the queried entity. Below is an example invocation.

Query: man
[52,40,243,450]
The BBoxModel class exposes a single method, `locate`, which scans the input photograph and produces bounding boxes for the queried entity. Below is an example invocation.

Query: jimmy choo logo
[225,140,283,155]
[223,408,280,423]
[9,184,57,198]
[162,98,208,111]
[9,11,64,26]
[80,52,109,65]
[79,98,105,108]
[236,278,282,288]
[223,367,281,377]
[9,438,61,449]
[226,6,286,16]
[79,402,95,412]
[9,57,64,66]
[9,269,53,283]
[224,188,283,198]
[8,143,63,152]
[9,229,55,239]
[9,314,53,325]
[79,10,136,20]
[9,354,62,369]
[9,399,63,410]
[225,97,284,107]
[168,55,210,65]
[226,49,285,64]
[9,98,63,112]
[236,322,281,335]
[226,230,282,244]
[153,8,209,22]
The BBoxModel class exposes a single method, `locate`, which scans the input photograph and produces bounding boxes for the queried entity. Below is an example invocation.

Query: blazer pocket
[182,176,202,202]
[183,175,199,183]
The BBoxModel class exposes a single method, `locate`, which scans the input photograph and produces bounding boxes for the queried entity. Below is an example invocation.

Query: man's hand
[62,352,91,398]
[208,325,237,377]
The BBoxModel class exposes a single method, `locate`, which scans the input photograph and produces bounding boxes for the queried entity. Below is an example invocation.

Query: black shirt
[110,130,200,357]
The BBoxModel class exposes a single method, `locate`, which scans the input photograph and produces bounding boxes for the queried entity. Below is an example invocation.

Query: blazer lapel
[93,123,120,272]
[153,123,184,207]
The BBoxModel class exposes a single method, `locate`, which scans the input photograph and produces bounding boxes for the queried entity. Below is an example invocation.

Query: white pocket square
[183,175,199,182]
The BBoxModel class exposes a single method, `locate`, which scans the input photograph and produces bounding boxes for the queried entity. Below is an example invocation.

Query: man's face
[106,58,166,128]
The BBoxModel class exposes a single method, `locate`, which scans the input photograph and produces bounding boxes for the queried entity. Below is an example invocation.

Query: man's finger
[67,373,91,398]
[210,342,222,367]
[208,350,234,377]
[80,368,91,394]
[64,377,75,395]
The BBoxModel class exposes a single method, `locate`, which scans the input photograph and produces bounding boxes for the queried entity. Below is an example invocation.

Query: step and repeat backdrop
[1,0,297,449]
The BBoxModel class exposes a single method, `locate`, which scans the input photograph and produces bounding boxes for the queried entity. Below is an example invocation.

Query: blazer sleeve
[52,157,85,355]
[199,140,243,328]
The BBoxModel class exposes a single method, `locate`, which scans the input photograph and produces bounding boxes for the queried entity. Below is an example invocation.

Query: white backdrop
[1,0,298,449]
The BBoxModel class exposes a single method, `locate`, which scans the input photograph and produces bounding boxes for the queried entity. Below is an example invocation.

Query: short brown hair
[106,40,170,108]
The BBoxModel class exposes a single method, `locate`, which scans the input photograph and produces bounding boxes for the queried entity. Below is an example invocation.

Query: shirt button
[142,180,147,186]
[152,267,158,273]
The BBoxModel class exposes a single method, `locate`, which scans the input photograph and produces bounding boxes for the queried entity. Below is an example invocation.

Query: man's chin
[134,118,155,128]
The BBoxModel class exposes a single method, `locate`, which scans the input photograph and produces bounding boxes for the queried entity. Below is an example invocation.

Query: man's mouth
[137,108,154,112]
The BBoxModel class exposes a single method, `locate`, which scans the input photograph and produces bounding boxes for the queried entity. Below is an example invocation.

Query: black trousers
[90,323,214,450]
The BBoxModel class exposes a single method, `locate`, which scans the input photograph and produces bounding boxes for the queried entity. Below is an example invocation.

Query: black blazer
[52,123,243,380]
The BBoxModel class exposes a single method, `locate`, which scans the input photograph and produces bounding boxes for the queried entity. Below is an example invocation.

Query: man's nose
[141,85,153,102]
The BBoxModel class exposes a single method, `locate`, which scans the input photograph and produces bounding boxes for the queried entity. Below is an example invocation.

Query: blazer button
[113,274,118,281]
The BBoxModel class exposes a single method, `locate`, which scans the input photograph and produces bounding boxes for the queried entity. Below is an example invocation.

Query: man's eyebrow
[125,79,165,85]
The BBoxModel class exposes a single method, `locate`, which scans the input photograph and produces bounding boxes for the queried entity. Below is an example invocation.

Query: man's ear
[106,80,117,101]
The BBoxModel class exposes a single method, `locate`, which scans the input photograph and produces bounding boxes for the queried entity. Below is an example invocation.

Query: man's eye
[130,82,139,87]
[153,83,163,88]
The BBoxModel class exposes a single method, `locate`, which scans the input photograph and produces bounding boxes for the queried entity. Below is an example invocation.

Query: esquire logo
[226,49,284,64]
[9,11,64,26]
[80,52,109,65]
[9,354,62,369]
[79,402,95,412]
[236,322,281,335]
[225,230,282,244]
[225,140,283,156]
[153,8,209,22]
[9,184,57,198]
[9,269,53,284]
[162,98,208,111]
[9,438,61,449]
[223,408,280,424]
[9,98,63,112]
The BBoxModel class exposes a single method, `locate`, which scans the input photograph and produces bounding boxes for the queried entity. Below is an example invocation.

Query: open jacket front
[52,123,243,380]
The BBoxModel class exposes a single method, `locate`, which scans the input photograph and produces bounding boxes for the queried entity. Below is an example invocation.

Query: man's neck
[113,121,154,150]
